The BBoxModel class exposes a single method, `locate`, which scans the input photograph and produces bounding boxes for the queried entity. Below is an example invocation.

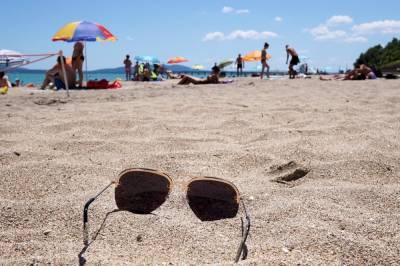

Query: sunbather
[320,64,376,81]
[0,72,10,94]
[178,67,220,85]
[40,56,75,90]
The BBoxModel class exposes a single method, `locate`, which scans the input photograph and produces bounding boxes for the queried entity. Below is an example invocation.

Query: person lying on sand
[320,64,376,81]
[178,66,220,85]
[40,56,76,90]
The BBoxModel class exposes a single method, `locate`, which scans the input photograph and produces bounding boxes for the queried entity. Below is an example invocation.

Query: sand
[0,78,399,265]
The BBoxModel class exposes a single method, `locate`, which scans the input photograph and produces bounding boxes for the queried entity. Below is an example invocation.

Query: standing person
[133,61,140,81]
[286,45,300,79]
[72,41,84,87]
[236,54,244,77]
[260,42,270,79]
[123,55,133,81]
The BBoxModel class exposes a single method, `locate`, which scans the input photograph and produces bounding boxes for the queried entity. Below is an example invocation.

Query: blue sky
[2,0,400,71]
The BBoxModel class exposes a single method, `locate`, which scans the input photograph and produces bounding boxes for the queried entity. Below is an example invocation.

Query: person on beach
[286,45,300,79]
[133,61,140,80]
[320,64,376,81]
[0,72,10,94]
[72,42,84,87]
[40,56,75,90]
[260,43,270,79]
[236,54,244,77]
[123,55,132,81]
[178,65,220,85]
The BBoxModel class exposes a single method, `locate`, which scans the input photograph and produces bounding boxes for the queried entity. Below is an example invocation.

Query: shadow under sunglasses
[82,168,250,263]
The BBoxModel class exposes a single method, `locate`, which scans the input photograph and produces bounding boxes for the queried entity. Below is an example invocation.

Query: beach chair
[83,168,251,263]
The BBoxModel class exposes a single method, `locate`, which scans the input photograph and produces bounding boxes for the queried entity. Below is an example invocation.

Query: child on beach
[72,42,84,87]
[260,43,270,79]
[0,72,10,94]
[124,55,132,81]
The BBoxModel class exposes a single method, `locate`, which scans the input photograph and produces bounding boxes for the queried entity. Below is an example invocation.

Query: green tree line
[354,38,400,75]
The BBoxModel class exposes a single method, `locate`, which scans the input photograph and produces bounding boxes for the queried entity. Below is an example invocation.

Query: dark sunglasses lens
[115,170,171,214]
[187,179,239,221]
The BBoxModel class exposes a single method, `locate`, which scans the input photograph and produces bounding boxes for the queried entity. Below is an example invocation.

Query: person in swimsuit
[286,45,300,79]
[123,55,133,81]
[72,42,84,87]
[260,42,270,79]
[40,56,75,90]
[236,54,244,77]
[178,66,220,85]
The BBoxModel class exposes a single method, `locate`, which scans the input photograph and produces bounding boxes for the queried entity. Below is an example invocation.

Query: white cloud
[222,6,250,14]
[327,15,353,26]
[352,20,400,35]
[236,9,250,14]
[203,30,278,42]
[222,6,234,13]
[203,31,225,41]
[308,25,347,40]
[126,36,134,41]
[344,36,368,43]
[275,16,283,22]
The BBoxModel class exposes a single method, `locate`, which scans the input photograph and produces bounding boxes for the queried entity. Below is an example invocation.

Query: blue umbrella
[134,56,160,64]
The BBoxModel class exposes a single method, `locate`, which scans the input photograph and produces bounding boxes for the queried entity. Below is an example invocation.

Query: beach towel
[86,79,122,89]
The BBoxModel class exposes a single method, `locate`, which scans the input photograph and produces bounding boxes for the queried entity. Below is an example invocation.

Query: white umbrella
[0,49,26,69]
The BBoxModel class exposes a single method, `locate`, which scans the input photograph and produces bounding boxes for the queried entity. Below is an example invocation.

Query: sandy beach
[0,78,399,265]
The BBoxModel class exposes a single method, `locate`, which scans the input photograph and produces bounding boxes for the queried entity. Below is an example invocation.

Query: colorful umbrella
[52,21,116,42]
[218,60,233,69]
[243,51,272,62]
[134,56,160,64]
[192,64,204,70]
[52,21,116,83]
[167,57,188,64]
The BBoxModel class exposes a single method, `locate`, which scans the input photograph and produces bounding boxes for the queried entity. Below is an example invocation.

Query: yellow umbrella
[243,51,271,62]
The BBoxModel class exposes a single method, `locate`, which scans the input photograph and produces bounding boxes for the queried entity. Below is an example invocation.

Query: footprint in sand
[269,161,310,185]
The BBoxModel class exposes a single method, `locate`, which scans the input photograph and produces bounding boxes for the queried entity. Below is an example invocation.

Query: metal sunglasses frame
[83,168,251,263]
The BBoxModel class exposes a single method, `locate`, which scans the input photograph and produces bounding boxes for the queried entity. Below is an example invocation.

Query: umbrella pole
[59,50,70,98]
[85,41,88,84]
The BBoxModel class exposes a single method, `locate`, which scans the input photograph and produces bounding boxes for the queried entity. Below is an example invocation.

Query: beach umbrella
[243,51,272,62]
[299,55,309,62]
[52,21,117,81]
[243,51,261,62]
[167,57,188,64]
[218,60,233,69]
[192,64,204,70]
[0,50,26,69]
[134,56,160,64]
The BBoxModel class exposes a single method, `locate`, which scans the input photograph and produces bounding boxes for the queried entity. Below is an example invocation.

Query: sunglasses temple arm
[234,200,251,263]
[83,182,114,245]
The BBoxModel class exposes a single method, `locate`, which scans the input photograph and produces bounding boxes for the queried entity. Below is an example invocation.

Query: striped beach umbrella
[52,21,117,83]
[218,60,233,69]
[167,57,188,64]
[52,21,116,42]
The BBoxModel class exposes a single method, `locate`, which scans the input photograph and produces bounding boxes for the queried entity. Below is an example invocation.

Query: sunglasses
[83,168,251,263]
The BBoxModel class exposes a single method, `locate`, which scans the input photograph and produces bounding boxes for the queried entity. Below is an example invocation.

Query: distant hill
[7,68,45,74]
[91,64,195,73]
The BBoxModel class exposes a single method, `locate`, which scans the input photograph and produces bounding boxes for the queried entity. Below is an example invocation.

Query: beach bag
[107,80,122,89]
